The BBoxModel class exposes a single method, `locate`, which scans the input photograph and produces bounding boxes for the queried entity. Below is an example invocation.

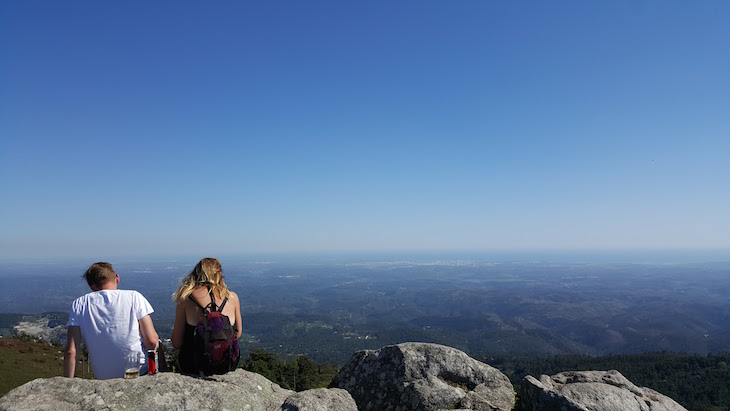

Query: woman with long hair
[171,257,242,374]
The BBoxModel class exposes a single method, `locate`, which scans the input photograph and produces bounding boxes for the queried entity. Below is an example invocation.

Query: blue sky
[1,1,728,260]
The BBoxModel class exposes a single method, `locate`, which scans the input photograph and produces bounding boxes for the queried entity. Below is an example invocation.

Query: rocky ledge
[0,370,356,411]
[519,370,687,411]
[0,342,688,411]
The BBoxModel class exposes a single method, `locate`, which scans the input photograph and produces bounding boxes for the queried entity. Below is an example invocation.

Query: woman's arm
[231,291,242,339]
[171,301,187,349]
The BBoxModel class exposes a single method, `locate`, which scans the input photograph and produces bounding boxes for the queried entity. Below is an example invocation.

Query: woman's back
[185,286,239,327]
[171,257,243,375]
[173,286,242,375]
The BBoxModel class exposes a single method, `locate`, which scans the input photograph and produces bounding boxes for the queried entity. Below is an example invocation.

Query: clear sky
[1,1,728,260]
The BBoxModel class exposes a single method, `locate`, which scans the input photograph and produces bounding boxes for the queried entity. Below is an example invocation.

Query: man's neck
[91,283,118,292]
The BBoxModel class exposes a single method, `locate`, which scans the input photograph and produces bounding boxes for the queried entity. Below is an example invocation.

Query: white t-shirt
[66,289,154,380]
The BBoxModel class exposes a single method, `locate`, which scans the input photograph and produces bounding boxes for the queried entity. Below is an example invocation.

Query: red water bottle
[147,350,156,375]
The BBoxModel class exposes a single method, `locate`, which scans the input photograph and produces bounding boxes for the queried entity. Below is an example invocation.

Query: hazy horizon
[2,248,729,266]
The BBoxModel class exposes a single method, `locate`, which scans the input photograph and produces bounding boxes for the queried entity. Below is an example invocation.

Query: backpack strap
[207,287,230,312]
[208,290,218,312]
[218,297,229,312]
[200,310,211,371]
[189,294,210,314]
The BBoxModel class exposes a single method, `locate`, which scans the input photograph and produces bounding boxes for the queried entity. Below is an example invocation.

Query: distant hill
[0,312,68,345]
[0,336,65,397]
[3,261,730,365]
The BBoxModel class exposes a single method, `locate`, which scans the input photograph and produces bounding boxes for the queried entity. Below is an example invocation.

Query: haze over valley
[2,254,728,364]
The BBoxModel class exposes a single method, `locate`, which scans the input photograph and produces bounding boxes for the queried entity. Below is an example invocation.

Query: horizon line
[1,247,729,265]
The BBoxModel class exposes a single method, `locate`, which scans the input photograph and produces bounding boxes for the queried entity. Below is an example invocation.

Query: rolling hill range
[1,259,728,364]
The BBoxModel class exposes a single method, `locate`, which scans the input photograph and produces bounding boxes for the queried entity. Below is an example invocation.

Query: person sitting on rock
[64,262,160,379]
[171,257,242,375]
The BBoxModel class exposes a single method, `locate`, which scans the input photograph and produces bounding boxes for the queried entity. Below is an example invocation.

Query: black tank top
[176,323,199,374]
[177,290,240,374]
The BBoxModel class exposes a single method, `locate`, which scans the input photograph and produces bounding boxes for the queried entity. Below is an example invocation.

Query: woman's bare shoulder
[190,286,208,295]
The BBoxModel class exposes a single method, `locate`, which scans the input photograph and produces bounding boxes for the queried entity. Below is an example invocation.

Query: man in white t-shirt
[64,262,160,379]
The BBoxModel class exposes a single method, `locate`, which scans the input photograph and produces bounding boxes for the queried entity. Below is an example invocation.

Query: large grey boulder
[280,388,357,411]
[519,370,688,411]
[332,342,515,411]
[0,369,352,411]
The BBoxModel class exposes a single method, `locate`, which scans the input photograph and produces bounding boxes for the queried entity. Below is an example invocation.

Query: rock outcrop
[0,343,693,411]
[332,342,515,411]
[14,317,67,344]
[0,369,354,411]
[281,388,357,411]
[519,370,688,411]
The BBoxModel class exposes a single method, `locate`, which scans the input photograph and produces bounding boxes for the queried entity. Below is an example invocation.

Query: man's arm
[63,326,82,378]
[138,314,159,350]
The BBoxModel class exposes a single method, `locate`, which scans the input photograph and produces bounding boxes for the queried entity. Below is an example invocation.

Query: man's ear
[115,274,120,284]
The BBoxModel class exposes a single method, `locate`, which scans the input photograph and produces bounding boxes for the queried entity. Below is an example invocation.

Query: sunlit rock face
[0,369,356,411]
[519,370,688,411]
[0,343,691,411]
[332,342,515,411]
[281,388,357,411]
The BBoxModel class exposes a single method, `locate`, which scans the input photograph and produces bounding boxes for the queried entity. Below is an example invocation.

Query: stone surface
[332,342,515,411]
[519,370,688,411]
[280,388,357,411]
[0,369,349,411]
[0,344,692,411]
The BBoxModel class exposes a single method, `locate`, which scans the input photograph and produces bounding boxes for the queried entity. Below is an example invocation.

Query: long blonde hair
[172,257,231,303]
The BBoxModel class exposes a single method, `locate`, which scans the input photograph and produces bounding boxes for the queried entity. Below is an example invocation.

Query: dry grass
[0,337,95,397]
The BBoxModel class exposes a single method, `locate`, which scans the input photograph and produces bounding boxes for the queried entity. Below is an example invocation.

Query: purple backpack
[189,290,240,375]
